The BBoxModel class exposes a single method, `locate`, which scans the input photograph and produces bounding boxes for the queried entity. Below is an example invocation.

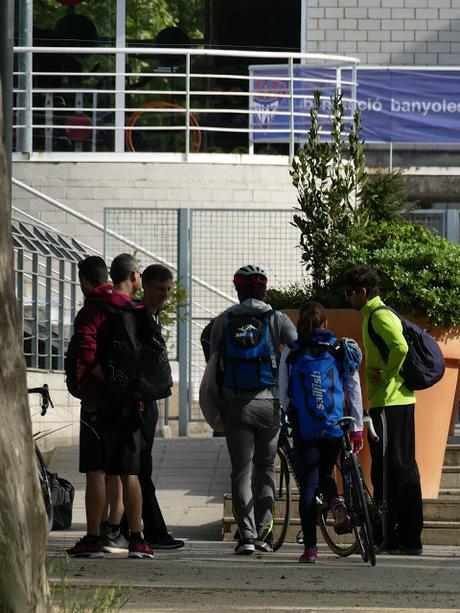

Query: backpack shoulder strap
[368,305,401,362]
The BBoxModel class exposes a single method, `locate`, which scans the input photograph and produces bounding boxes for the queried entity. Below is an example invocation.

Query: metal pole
[115,0,126,153]
[18,0,33,156]
[45,256,52,370]
[31,253,39,368]
[58,259,65,370]
[300,0,307,53]
[185,53,191,160]
[289,58,295,160]
[0,0,14,184]
[177,208,190,437]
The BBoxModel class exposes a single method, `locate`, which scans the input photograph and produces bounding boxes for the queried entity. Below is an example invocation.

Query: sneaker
[128,538,155,559]
[299,546,318,564]
[254,538,273,553]
[66,535,104,559]
[391,545,423,556]
[102,527,129,554]
[330,497,352,535]
[234,539,255,555]
[147,534,185,550]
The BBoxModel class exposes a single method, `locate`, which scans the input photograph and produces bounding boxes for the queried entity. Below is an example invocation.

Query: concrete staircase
[222,444,460,545]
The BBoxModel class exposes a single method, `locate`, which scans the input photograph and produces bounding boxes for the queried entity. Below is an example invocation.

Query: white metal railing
[12,46,359,160]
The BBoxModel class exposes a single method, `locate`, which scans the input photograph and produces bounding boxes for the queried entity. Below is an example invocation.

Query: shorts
[79,404,141,475]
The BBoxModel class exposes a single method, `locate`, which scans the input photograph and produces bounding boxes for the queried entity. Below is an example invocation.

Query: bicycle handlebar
[27,384,54,416]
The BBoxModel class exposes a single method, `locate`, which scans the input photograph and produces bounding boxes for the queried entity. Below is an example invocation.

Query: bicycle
[28,384,55,532]
[272,413,378,566]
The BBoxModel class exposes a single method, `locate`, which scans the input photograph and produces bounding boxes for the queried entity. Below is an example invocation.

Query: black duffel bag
[47,472,75,530]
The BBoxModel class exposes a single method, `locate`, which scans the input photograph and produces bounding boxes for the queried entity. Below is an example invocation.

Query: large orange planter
[284,308,460,499]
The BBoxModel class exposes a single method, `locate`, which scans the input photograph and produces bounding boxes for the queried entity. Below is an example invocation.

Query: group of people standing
[66,255,423,562]
[66,254,184,559]
[204,264,423,561]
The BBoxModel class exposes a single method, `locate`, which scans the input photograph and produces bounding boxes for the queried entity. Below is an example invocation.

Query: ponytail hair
[297,301,327,342]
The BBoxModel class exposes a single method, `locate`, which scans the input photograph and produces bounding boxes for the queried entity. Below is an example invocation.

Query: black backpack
[101,303,173,400]
[64,334,82,399]
[368,306,445,391]
[200,319,215,363]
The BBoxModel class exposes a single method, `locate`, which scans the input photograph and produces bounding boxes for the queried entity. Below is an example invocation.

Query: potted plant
[268,90,460,498]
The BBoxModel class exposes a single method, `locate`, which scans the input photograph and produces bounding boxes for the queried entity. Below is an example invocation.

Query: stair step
[222,516,460,546]
[224,495,460,522]
[440,467,460,488]
[444,445,460,466]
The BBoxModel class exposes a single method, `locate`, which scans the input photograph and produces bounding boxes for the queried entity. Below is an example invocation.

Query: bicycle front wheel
[271,447,291,551]
[35,445,54,532]
[349,454,376,566]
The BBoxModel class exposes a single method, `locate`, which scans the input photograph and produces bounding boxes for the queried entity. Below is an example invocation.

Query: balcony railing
[13,46,358,160]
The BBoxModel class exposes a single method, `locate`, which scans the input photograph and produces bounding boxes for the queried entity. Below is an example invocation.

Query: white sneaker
[234,539,255,555]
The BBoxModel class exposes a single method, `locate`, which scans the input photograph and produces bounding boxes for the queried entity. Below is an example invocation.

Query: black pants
[121,400,168,541]
[139,400,169,541]
[368,404,423,550]
[293,436,342,547]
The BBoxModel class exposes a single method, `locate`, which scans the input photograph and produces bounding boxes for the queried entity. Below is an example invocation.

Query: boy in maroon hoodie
[66,254,154,559]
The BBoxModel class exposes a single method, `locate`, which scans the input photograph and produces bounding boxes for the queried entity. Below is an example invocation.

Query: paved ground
[47,438,460,613]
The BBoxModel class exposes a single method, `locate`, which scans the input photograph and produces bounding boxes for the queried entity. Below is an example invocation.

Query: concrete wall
[12,160,297,254]
[306,0,460,65]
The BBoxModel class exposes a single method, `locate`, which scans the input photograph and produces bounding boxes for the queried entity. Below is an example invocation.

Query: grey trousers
[222,398,280,541]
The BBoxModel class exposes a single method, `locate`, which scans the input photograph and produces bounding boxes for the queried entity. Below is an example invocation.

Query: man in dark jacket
[138,264,184,549]
[66,254,153,559]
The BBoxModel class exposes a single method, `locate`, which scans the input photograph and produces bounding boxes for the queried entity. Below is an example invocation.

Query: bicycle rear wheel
[35,445,54,532]
[271,448,291,551]
[317,465,358,557]
[349,454,376,566]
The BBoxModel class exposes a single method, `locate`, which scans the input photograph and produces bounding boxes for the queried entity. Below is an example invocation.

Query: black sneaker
[147,534,185,550]
[102,527,129,553]
[234,538,255,555]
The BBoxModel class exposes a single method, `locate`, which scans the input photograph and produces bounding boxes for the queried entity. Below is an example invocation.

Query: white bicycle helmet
[234,264,268,279]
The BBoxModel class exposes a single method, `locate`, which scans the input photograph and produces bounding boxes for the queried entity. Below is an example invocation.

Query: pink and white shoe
[128,539,155,559]
[299,546,318,564]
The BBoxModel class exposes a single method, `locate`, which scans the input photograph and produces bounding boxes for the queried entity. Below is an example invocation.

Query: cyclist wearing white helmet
[206,265,297,555]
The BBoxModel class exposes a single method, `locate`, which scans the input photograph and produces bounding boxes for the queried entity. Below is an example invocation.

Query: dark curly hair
[343,267,380,299]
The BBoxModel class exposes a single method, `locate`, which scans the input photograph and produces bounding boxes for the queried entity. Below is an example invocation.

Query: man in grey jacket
[210,265,297,554]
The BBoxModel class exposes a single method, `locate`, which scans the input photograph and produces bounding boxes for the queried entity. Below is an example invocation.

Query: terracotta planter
[283,308,460,499]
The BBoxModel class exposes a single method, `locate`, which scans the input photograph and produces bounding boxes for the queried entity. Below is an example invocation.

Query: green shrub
[270,89,460,328]
[334,221,460,328]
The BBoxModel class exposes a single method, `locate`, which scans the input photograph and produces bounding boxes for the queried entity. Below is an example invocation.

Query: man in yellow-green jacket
[344,266,423,555]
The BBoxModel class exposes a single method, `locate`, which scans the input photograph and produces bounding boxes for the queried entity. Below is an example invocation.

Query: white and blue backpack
[287,332,360,439]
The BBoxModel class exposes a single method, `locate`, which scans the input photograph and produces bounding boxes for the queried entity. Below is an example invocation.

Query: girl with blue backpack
[279,302,364,563]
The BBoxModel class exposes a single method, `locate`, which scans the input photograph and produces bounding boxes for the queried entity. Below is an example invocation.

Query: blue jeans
[293,436,342,547]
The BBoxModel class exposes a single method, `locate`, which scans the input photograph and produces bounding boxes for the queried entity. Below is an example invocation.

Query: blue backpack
[287,336,345,439]
[219,310,277,390]
[368,306,445,391]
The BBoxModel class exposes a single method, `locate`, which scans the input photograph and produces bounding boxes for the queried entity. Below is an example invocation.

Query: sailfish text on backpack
[311,370,325,412]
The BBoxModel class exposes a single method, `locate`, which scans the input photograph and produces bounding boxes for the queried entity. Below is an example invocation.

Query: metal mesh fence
[190,209,304,416]
[104,207,180,359]
[103,207,305,422]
